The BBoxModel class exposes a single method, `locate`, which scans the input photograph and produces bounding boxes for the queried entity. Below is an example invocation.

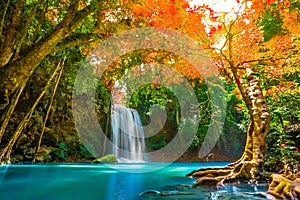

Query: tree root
[267,171,300,200]
[186,157,261,186]
[189,161,300,199]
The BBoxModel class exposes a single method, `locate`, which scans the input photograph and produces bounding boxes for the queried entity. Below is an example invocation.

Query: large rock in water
[92,154,118,164]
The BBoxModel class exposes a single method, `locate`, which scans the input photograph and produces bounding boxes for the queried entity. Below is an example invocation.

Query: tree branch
[217,8,252,112]
[0,79,27,143]
[59,0,81,26]
[31,0,48,44]
[51,33,103,53]
[15,6,38,59]
[69,4,94,31]
[0,0,25,67]
[236,55,292,68]
[0,0,11,40]
[38,1,95,48]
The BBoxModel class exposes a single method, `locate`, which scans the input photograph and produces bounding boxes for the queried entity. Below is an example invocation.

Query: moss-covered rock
[12,154,24,162]
[92,154,118,164]
[35,146,53,162]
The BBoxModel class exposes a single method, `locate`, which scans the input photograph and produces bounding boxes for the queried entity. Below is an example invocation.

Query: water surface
[0,162,268,200]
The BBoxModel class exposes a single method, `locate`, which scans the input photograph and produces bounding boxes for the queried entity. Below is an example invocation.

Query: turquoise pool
[0,162,268,200]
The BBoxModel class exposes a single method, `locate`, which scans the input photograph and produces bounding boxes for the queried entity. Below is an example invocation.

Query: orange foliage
[79,0,87,9]
[203,0,299,96]
[129,0,217,81]
[131,0,207,40]
[46,8,59,24]
[130,0,299,96]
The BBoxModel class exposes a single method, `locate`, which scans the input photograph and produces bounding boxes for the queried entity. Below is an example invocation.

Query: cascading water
[111,104,145,163]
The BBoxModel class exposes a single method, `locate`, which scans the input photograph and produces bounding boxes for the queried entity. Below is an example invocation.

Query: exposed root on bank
[186,155,262,186]
[267,165,300,200]
[188,165,300,199]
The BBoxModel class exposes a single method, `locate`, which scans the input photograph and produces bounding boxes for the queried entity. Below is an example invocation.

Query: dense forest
[0,0,299,199]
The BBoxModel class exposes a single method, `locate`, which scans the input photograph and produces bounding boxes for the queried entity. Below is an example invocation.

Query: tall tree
[190,0,300,191]
[132,0,299,192]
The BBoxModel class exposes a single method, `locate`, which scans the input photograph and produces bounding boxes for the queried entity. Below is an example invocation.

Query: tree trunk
[0,60,62,164]
[187,68,270,186]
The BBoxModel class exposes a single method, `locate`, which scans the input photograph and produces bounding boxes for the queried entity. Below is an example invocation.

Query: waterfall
[111,104,145,163]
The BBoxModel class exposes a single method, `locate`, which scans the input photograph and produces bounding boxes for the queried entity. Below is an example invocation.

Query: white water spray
[111,104,145,163]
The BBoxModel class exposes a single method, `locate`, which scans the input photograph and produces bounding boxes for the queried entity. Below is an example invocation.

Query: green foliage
[147,135,167,150]
[95,84,111,114]
[78,144,94,158]
[129,84,173,112]
[265,101,300,171]
[52,142,68,160]
[129,84,178,150]
[190,79,211,147]
[264,88,300,172]
[289,0,300,12]
[265,126,300,172]
[128,78,222,153]
[217,82,248,157]
[58,142,67,151]
[257,4,287,41]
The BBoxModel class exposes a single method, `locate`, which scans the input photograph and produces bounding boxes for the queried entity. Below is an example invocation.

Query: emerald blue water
[0,162,268,200]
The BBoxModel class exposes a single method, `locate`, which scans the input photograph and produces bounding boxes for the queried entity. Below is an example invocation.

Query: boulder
[92,154,118,164]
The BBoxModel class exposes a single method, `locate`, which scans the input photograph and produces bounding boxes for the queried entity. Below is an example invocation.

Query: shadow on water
[0,162,268,200]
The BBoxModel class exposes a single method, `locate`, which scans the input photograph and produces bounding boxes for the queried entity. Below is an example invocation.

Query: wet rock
[23,147,36,160]
[34,155,44,162]
[139,190,161,196]
[139,183,268,200]
[92,154,118,164]
[252,191,268,198]
[292,178,300,196]
[13,154,24,162]
[35,146,53,162]
[24,155,33,159]
[139,189,195,197]
[160,190,194,196]
[210,192,219,199]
